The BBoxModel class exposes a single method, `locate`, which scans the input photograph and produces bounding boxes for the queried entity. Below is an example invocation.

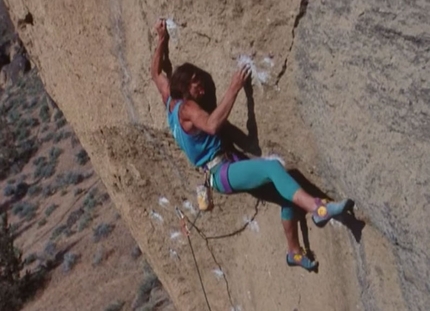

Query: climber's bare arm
[184,64,252,135]
[151,19,170,104]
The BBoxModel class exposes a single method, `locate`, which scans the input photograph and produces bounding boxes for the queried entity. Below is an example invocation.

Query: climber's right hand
[230,64,252,92]
[154,18,169,42]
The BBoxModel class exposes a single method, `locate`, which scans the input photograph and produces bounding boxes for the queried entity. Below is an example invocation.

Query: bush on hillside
[27,185,42,197]
[93,223,114,243]
[73,188,83,197]
[62,252,79,273]
[3,184,15,197]
[11,202,37,221]
[0,213,45,311]
[55,118,67,129]
[0,213,24,311]
[42,184,57,198]
[104,300,125,311]
[41,132,54,143]
[44,204,58,217]
[48,146,63,161]
[38,105,50,123]
[75,149,89,165]
[53,110,63,121]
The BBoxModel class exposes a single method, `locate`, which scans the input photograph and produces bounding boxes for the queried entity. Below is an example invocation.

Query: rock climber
[150,18,350,271]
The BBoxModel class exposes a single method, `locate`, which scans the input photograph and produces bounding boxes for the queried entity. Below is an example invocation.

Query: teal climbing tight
[211,158,301,221]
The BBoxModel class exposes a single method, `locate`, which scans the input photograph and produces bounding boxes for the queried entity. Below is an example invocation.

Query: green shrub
[34,162,56,179]
[27,185,42,197]
[28,98,38,109]
[0,213,25,311]
[55,118,67,129]
[104,300,125,311]
[83,194,97,213]
[131,245,142,259]
[77,214,91,232]
[41,132,54,143]
[131,262,160,310]
[39,105,50,123]
[92,246,104,266]
[24,253,38,266]
[75,149,89,165]
[40,125,49,133]
[42,184,57,198]
[70,135,80,148]
[73,188,83,196]
[7,109,20,123]
[16,118,39,129]
[62,252,79,273]
[32,156,47,166]
[56,172,84,187]
[92,223,114,242]
[50,225,67,240]
[48,147,63,161]
[16,139,38,164]
[43,241,56,258]
[15,128,30,141]
[7,179,16,184]
[37,218,47,227]
[53,110,63,121]
[11,202,37,220]
[53,132,64,143]
[14,182,28,198]
[100,192,110,203]
[3,185,15,197]
[44,204,58,217]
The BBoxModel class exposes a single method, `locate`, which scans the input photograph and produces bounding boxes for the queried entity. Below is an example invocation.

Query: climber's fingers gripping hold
[154,18,169,41]
[231,64,252,92]
[241,64,252,80]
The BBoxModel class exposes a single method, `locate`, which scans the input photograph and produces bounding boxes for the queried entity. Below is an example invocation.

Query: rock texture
[3,0,428,310]
[291,1,430,310]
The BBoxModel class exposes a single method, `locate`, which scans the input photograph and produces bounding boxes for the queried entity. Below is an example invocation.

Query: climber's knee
[281,205,295,221]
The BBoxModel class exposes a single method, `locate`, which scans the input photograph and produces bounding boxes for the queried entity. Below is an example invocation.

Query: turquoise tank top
[166,97,222,167]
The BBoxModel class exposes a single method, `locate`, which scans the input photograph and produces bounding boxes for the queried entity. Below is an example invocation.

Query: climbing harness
[196,151,241,211]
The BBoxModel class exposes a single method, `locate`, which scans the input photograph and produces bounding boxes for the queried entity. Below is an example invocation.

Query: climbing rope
[187,234,212,311]
[176,207,212,311]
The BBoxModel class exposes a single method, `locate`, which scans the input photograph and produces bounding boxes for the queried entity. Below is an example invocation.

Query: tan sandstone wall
[4,0,424,310]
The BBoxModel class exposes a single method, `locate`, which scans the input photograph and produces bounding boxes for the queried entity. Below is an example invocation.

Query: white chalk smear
[169,248,179,259]
[262,56,275,68]
[150,210,163,223]
[165,18,178,30]
[257,71,269,84]
[262,154,286,167]
[182,200,197,215]
[243,216,260,233]
[329,218,342,228]
[158,196,170,208]
[237,55,269,86]
[213,268,224,280]
[170,231,182,240]
[231,306,242,311]
[165,18,179,41]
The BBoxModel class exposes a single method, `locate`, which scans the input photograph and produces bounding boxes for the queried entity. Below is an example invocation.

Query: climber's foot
[312,198,350,228]
[286,249,318,272]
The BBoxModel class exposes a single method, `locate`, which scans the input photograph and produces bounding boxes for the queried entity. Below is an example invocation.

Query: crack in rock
[275,0,309,86]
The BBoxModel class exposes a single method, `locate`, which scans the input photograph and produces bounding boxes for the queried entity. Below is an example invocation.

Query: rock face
[3,0,428,310]
[292,1,430,310]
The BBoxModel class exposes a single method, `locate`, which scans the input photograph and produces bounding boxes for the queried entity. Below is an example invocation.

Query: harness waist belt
[204,153,226,171]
